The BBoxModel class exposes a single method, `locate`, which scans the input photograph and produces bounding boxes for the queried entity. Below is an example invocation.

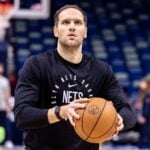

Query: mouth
[68,33,76,37]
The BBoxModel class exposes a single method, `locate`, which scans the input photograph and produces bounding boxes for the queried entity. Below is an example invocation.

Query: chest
[43,64,105,106]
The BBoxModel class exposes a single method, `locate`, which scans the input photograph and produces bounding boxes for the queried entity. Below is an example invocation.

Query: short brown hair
[54,5,87,26]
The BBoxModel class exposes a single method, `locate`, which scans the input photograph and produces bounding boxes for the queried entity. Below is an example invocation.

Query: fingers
[68,114,75,126]
[70,102,87,109]
[108,101,113,105]
[107,102,124,137]
[73,98,90,103]
[70,98,89,109]
[66,98,90,126]
[68,107,80,119]
[116,114,124,132]
[113,114,124,138]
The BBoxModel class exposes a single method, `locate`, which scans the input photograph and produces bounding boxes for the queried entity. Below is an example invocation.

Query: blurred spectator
[135,75,150,149]
[0,62,14,148]
[8,71,17,96]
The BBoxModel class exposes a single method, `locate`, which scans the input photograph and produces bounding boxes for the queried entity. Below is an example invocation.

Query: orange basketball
[74,97,118,143]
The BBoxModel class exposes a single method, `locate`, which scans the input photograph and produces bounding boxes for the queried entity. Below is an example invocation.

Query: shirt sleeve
[14,56,49,130]
[103,64,136,131]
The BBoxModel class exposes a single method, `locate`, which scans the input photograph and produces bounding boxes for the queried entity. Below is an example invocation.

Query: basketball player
[14,5,136,150]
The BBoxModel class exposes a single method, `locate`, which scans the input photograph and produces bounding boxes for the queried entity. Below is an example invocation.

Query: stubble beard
[59,38,83,50]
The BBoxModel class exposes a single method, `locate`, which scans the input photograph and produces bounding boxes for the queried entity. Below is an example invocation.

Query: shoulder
[83,53,111,73]
[24,50,54,67]
[34,50,54,61]
[19,50,54,77]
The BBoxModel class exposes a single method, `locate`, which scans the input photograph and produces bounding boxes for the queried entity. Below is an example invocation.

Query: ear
[84,27,87,38]
[53,26,58,37]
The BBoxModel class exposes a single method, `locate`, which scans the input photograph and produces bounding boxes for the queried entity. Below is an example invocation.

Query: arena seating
[12,0,150,94]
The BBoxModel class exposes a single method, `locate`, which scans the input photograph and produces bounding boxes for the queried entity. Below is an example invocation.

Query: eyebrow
[61,18,83,22]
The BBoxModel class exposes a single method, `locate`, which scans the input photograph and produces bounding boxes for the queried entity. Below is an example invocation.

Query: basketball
[74,97,118,143]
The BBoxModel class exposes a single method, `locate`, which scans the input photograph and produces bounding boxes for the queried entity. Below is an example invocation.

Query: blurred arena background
[0,0,150,149]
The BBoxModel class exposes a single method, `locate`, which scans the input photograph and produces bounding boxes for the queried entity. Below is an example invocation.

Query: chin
[67,41,81,47]
[68,43,79,47]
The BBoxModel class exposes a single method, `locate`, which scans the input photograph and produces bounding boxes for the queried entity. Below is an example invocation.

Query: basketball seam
[90,106,117,139]
[84,100,107,142]
[82,103,88,139]
[88,102,117,139]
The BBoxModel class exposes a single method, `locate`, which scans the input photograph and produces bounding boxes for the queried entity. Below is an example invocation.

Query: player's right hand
[60,98,90,126]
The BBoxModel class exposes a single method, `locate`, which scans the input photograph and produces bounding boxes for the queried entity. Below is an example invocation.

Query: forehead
[58,8,84,21]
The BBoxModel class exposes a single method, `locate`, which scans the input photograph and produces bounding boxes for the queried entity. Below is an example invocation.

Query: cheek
[80,31,86,38]
[57,29,66,37]
[79,28,87,37]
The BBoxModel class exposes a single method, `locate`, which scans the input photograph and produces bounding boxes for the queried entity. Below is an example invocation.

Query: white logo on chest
[68,83,78,88]
[50,74,93,104]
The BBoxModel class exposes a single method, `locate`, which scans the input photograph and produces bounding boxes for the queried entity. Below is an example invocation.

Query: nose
[69,21,75,31]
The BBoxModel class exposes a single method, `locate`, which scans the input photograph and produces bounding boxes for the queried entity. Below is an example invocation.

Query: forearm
[14,105,49,130]
[47,105,67,123]
[15,104,68,130]
[47,98,89,126]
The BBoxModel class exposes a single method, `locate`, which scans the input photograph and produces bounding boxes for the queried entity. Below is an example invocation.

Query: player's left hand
[101,113,124,142]
[113,113,124,137]
[107,102,124,136]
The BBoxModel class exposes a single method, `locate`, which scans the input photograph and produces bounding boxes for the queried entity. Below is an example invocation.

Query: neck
[57,43,83,64]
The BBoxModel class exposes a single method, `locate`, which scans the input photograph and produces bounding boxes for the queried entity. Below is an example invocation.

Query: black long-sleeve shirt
[14,50,136,150]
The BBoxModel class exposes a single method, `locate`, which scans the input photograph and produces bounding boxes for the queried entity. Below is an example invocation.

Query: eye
[62,20,70,25]
[75,20,82,25]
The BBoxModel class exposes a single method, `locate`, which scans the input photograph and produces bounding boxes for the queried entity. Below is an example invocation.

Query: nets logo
[50,74,93,104]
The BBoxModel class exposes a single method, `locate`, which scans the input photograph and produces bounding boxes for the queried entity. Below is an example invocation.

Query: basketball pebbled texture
[74,97,118,143]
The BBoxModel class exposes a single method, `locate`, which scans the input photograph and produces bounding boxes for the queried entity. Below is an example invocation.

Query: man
[14,5,136,150]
